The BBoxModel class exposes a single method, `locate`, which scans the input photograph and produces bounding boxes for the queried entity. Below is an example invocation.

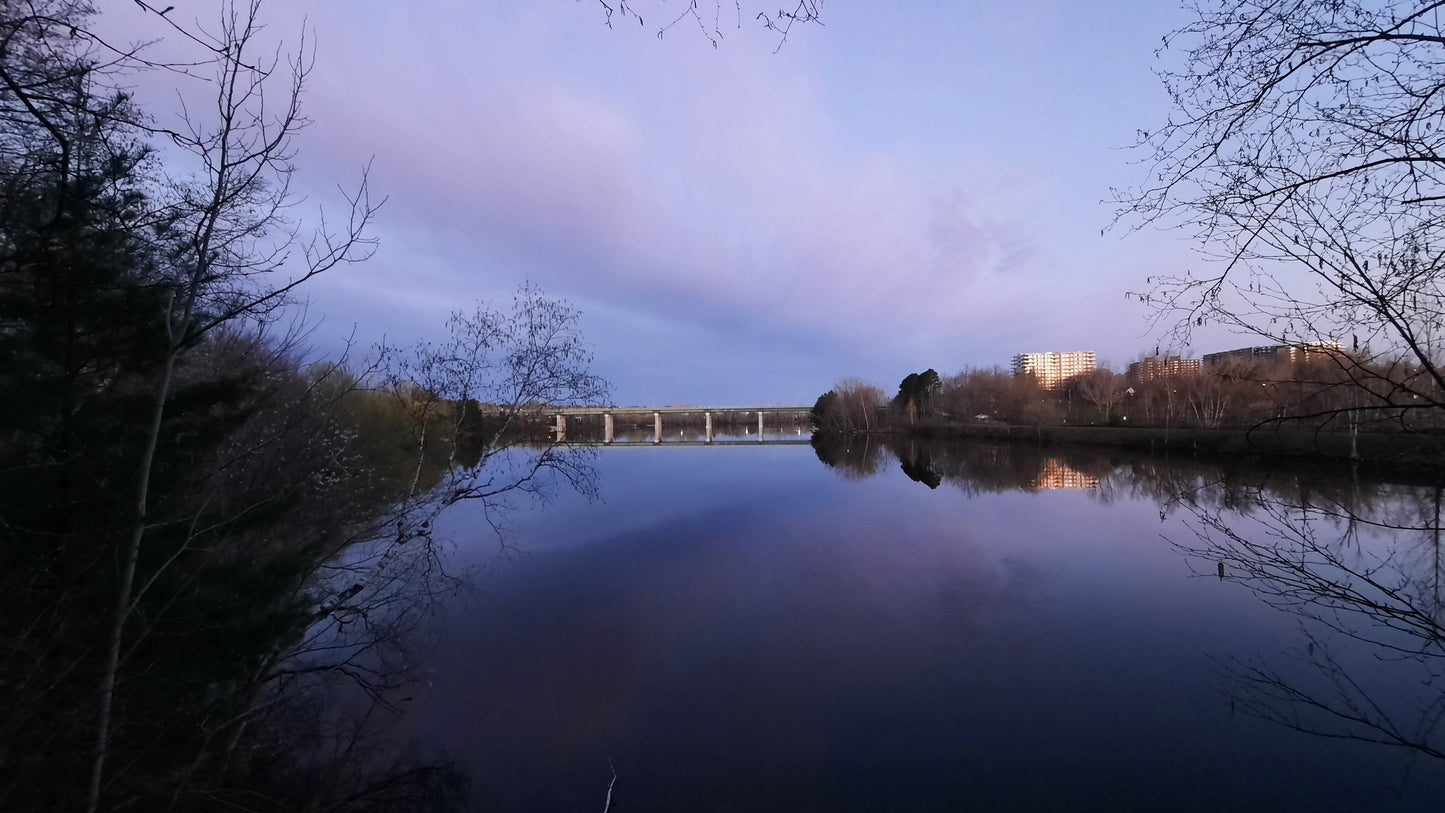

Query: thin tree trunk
[87,333,179,813]
[410,403,431,499]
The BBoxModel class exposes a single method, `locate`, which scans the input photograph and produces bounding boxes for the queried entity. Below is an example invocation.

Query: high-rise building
[1127,355,1200,383]
[1012,351,1095,390]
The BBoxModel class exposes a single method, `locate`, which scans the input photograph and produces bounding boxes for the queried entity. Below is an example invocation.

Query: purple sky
[105,1,1238,406]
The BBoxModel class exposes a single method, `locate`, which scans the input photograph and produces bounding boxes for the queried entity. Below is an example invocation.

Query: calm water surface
[400,438,1445,811]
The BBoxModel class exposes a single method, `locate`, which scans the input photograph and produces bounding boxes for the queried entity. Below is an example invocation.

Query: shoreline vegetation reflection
[0,0,611,809]
[0,315,606,812]
[810,432,1445,770]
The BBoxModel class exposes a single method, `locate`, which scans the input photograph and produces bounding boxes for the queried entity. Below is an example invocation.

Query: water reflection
[0,462,473,811]
[407,437,1445,810]
[813,431,1110,493]
[55,421,1436,810]
[0,392,598,813]
[813,432,1445,770]
[1162,477,1445,762]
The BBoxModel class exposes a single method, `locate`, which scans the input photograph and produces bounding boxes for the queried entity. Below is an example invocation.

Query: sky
[99,0,1232,406]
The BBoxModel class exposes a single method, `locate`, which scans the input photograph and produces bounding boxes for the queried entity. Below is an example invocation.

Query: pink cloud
[268,0,1046,355]
[99,0,1200,398]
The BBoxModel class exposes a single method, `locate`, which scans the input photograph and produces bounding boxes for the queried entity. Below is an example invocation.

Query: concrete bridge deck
[554,405,811,416]
[550,405,813,443]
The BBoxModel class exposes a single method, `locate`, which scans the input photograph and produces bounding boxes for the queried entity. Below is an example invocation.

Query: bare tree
[1120,0,1445,423]
[588,0,823,48]
[811,377,885,433]
[1074,368,1127,423]
[0,4,604,809]
[939,367,1037,425]
[388,283,610,539]
[1180,368,1241,429]
[83,3,376,809]
[836,378,885,431]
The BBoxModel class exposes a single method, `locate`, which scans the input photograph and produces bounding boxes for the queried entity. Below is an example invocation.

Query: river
[392,436,1445,811]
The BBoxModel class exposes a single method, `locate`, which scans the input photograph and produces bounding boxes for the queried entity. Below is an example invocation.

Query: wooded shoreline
[850,423,1445,482]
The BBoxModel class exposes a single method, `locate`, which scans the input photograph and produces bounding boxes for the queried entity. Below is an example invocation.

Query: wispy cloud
[300,4,1042,361]
[104,0,1198,400]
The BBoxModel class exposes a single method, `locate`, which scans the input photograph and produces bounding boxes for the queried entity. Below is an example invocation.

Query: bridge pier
[604,413,614,443]
[757,411,764,440]
[653,412,661,443]
[554,414,566,442]
[705,412,713,442]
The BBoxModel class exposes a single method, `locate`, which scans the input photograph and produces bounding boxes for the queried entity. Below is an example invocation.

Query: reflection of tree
[0,2,601,807]
[811,434,1111,494]
[810,431,887,480]
[387,285,609,545]
[898,444,942,490]
[0,279,599,810]
[1166,477,1445,762]
[1225,627,1445,761]
[809,433,1445,763]
[925,441,1067,494]
[0,333,470,810]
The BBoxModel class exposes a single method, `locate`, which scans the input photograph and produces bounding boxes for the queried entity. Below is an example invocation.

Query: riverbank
[873,422,1445,482]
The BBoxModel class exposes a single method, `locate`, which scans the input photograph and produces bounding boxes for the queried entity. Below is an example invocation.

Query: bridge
[566,438,814,448]
[550,405,813,443]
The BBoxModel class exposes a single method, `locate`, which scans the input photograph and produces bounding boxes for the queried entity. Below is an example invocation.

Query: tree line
[0,2,603,810]
[812,0,1445,447]
[1117,0,1445,435]
[812,351,1445,436]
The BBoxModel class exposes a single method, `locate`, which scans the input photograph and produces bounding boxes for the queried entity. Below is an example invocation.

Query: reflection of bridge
[571,439,814,448]
[551,405,812,443]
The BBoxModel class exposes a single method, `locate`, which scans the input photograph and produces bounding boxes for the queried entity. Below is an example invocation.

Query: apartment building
[1201,341,1343,371]
[1127,355,1201,383]
[1012,351,1095,390]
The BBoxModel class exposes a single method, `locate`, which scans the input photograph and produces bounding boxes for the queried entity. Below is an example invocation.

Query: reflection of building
[1202,341,1342,370]
[1012,351,1095,390]
[1030,458,1099,490]
[1127,355,1200,383]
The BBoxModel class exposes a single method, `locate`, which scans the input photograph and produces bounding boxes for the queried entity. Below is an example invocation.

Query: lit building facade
[1202,341,1343,371]
[1031,458,1100,490]
[1127,355,1201,383]
[1012,351,1095,390]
